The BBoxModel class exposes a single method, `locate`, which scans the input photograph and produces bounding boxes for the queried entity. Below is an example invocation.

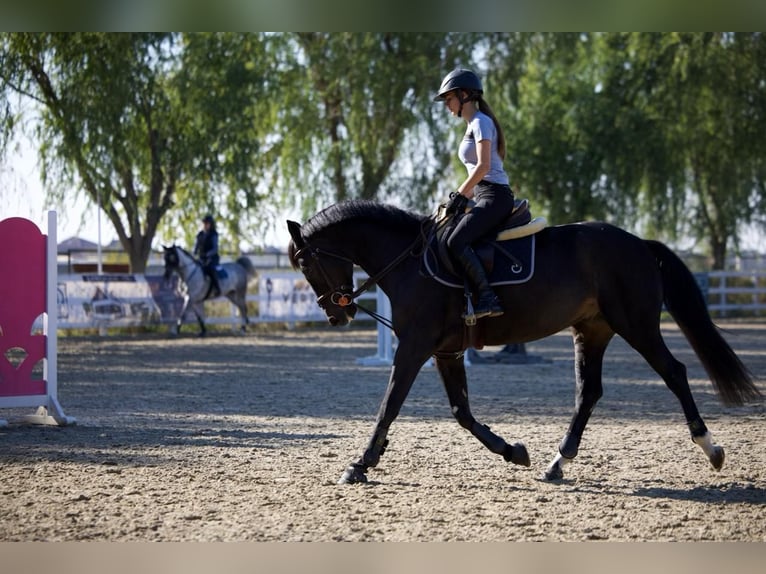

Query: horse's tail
[236,255,257,279]
[645,239,761,406]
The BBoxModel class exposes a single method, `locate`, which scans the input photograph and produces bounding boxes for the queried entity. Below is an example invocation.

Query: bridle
[294,217,437,328]
[293,245,357,310]
[166,247,200,281]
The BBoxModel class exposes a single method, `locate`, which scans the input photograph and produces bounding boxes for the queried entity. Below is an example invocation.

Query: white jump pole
[25,211,75,425]
[355,288,394,366]
[353,288,465,369]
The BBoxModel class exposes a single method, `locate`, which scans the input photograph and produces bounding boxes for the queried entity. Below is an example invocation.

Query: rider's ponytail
[476,96,506,160]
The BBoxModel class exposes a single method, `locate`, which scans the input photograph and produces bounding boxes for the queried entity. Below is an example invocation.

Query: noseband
[293,245,359,311]
[294,224,432,324]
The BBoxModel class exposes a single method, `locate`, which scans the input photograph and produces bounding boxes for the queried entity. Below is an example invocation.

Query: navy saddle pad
[422,234,536,289]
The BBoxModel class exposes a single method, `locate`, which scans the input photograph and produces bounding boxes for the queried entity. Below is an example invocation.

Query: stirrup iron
[462,282,477,326]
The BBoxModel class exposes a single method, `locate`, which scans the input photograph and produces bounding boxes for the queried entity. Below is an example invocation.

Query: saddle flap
[424,233,536,289]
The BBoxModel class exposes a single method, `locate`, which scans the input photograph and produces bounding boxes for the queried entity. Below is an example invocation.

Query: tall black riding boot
[455,246,504,318]
[205,269,220,298]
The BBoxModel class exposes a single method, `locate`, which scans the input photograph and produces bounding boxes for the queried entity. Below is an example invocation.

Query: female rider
[435,68,515,318]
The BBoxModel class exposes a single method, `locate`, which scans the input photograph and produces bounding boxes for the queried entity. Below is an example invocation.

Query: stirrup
[462,289,478,326]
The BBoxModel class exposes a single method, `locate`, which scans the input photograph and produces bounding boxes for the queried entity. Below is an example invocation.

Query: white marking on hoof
[694,431,726,470]
[692,431,717,458]
[544,453,569,480]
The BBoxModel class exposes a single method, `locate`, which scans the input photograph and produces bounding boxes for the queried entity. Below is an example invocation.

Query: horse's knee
[580,387,602,409]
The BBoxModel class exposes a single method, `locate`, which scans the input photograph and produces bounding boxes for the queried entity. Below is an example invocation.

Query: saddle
[214,265,228,280]
[423,199,547,289]
[202,265,227,299]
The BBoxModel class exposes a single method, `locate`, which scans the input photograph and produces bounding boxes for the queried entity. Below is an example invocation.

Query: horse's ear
[286,220,305,248]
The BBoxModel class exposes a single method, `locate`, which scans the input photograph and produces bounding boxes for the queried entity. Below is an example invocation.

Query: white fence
[196,271,379,329]
[705,270,766,317]
[55,270,379,331]
[53,268,766,332]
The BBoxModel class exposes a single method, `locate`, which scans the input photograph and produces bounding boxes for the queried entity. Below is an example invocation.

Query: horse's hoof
[542,464,564,481]
[709,446,725,471]
[338,464,368,485]
[504,442,531,467]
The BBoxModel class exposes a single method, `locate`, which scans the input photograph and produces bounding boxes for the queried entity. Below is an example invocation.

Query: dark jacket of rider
[193,215,220,271]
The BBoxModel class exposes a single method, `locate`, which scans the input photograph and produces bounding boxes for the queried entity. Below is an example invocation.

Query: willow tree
[488,32,766,269]
[601,32,766,268]
[0,33,278,271]
[268,32,474,217]
[486,33,619,224]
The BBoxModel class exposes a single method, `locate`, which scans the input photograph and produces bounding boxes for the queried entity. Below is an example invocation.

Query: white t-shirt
[458,111,510,186]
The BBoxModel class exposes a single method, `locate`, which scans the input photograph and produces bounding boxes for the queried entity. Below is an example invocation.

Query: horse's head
[287,220,357,327]
[163,245,180,280]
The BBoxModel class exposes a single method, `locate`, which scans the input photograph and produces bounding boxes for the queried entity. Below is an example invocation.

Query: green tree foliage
[603,32,766,269]
[269,32,474,218]
[1,32,474,265]
[3,33,763,271]
[0,33,277,272]
[488,33,620,223]
[489,32,766,269]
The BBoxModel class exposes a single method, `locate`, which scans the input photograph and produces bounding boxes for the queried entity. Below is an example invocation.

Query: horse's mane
[288,200,428,269]
[301,200,427,240]
[170,245,195,260]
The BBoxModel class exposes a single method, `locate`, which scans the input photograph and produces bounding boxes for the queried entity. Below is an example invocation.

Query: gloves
[445,192,468,215]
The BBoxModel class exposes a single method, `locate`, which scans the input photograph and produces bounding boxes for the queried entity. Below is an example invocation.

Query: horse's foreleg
[435,355,530,468]
[544,326,609,481]
[174,295,192,335]
[190,301,206,336]
[338,345,429,485]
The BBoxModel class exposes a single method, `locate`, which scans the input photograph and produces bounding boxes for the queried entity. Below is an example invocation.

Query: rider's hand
[445,192,468,215]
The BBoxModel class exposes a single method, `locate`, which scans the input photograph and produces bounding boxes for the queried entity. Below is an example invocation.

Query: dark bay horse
[163,245,256,335]
[286,200,761,484]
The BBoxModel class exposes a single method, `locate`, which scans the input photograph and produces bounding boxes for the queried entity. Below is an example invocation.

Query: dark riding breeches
[446,181,515,255]
[201,255,220,278]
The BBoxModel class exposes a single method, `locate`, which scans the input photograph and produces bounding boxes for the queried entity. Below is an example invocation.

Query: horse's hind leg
[544,321,613,481]
[435,354,530,468]
[232,291,249,332]
[627,330,724,471]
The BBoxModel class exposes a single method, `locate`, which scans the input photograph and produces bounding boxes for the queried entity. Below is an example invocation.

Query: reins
[351,232,425,330]
[298,213,446,331]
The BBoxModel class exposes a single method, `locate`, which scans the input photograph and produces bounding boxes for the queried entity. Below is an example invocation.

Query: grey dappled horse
[163,245,256,335]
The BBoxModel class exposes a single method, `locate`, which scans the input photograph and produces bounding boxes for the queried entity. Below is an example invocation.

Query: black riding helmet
[433,68,483,102]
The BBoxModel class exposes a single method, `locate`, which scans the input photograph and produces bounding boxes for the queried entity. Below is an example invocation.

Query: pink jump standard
[0,212,75,426]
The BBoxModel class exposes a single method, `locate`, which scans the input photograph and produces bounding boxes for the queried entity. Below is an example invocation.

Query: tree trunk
[709,235,728,271]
